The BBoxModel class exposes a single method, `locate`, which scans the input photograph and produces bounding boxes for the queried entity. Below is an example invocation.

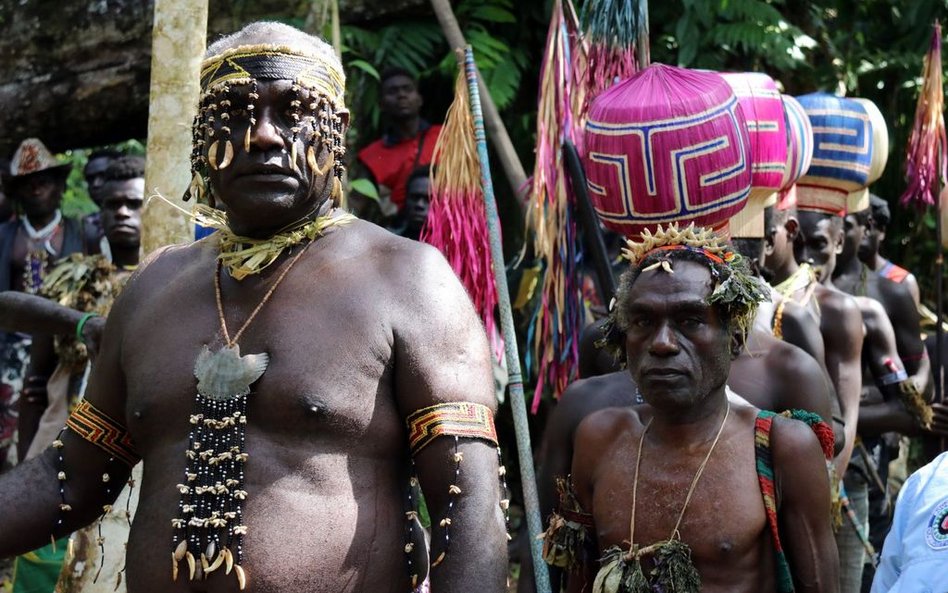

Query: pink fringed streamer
[524,0,586,411]
[577,0,648,133]
[901,22,947,209]
[421,64,502,361]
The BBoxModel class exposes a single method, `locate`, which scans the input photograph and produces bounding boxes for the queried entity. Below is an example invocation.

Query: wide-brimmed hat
[4,138,71,185]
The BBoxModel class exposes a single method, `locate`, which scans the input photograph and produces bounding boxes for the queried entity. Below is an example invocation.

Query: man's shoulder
[333,219,455,286]
[575,403,641,448]
[357,137,388,162]
[121,240,209,295]
[764,337,822,379]
[872,272,918,314]
[816,286,862,327]
[768,413,825,464]
[559,372,636,422]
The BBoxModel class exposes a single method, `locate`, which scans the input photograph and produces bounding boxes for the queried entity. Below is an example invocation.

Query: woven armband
[65,400,140,467]
[406,402,498,455]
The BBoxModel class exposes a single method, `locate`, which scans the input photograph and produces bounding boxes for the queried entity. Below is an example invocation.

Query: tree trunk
[140,0,208,254]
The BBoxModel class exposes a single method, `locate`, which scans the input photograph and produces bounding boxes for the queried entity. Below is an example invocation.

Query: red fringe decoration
[421,64,502,361]
[901,22,946,209]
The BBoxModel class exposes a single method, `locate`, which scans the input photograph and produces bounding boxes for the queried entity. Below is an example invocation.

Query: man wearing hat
[0,138,87,294]
[0,138,88,472]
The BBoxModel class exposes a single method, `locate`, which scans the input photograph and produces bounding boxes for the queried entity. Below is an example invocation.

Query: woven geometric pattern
[65,400,140,467]
[584,64,751,237]
[847,98,889,213]
[406,402,497,455]
[796,93,872,215]
[722,73,788,196]
[780,95,814,191]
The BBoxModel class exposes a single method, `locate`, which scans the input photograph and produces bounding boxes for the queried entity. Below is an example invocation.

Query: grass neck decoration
[192,203,353,281]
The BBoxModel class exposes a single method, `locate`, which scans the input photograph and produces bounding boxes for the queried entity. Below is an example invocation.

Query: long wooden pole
[141,0,208,255]
[464,47,551,593]
[430,0,529,199]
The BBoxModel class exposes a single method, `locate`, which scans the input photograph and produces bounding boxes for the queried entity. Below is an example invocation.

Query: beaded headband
[188,43,348,205]
[200,45,346,106]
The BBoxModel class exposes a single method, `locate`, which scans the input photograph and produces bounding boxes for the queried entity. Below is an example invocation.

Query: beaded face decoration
[186,43,348,207]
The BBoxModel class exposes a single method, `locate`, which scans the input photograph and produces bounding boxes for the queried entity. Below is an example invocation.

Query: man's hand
[926,402,948,437]
[80,316,107,360]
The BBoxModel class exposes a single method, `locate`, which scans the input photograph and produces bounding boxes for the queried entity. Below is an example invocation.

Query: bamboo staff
[463,46,551,593]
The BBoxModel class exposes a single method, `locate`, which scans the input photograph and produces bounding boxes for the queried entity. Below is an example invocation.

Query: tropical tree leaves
[340,0,528,141]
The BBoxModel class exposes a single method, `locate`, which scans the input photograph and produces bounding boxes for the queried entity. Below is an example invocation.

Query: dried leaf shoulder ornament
[57,42,355,591]
[543,224,769,593]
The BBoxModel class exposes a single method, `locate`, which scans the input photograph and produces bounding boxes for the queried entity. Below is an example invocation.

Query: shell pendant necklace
[173,242,311,590]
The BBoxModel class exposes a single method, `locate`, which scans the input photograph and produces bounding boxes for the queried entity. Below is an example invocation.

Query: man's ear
[730,328,745,359]
[785,216,799,241]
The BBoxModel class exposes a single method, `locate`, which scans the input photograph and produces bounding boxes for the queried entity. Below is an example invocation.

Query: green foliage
[349,178,379,201]
[338,0,531,146]
[668,0,813,71]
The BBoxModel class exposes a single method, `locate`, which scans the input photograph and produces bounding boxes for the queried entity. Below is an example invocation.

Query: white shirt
[871,451,948,593]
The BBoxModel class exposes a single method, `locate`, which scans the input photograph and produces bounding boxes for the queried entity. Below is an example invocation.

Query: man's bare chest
[592,438,767,562]
[120,286,400,454]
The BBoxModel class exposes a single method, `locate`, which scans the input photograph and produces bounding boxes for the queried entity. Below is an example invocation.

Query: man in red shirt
[354,67,441,225]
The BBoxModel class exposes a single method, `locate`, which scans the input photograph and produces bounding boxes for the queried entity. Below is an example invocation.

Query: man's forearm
[417,440,507,593]
[0,291,86,337]
[0,437,129,558]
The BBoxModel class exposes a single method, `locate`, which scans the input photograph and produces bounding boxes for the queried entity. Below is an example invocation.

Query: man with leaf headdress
[550,225,838,593]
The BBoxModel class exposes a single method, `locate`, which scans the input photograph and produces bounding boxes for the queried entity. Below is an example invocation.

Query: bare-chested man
[806,204,941,591]
[764,204,864,475]
[521,231,839,592]
[0,22,507,593]
[543,226,837,593]
[858,196,920,306]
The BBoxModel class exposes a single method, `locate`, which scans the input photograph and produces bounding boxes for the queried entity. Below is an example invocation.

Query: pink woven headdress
[721,72,788,238]
[795,93,873,216]
[776,94,814,211]
[584,64,752,239]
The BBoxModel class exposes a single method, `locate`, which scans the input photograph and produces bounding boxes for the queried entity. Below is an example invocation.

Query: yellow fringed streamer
[191,204,354,280]
[429,59,480,200]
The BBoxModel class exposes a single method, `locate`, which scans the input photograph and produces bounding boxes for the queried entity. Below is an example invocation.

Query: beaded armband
[65,400,140,467]
[403,402,506,576]
[406,402,498,454]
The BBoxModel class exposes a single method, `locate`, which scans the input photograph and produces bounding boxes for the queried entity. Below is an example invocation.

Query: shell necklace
[594,399,730,593]
[172,241,312,590]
